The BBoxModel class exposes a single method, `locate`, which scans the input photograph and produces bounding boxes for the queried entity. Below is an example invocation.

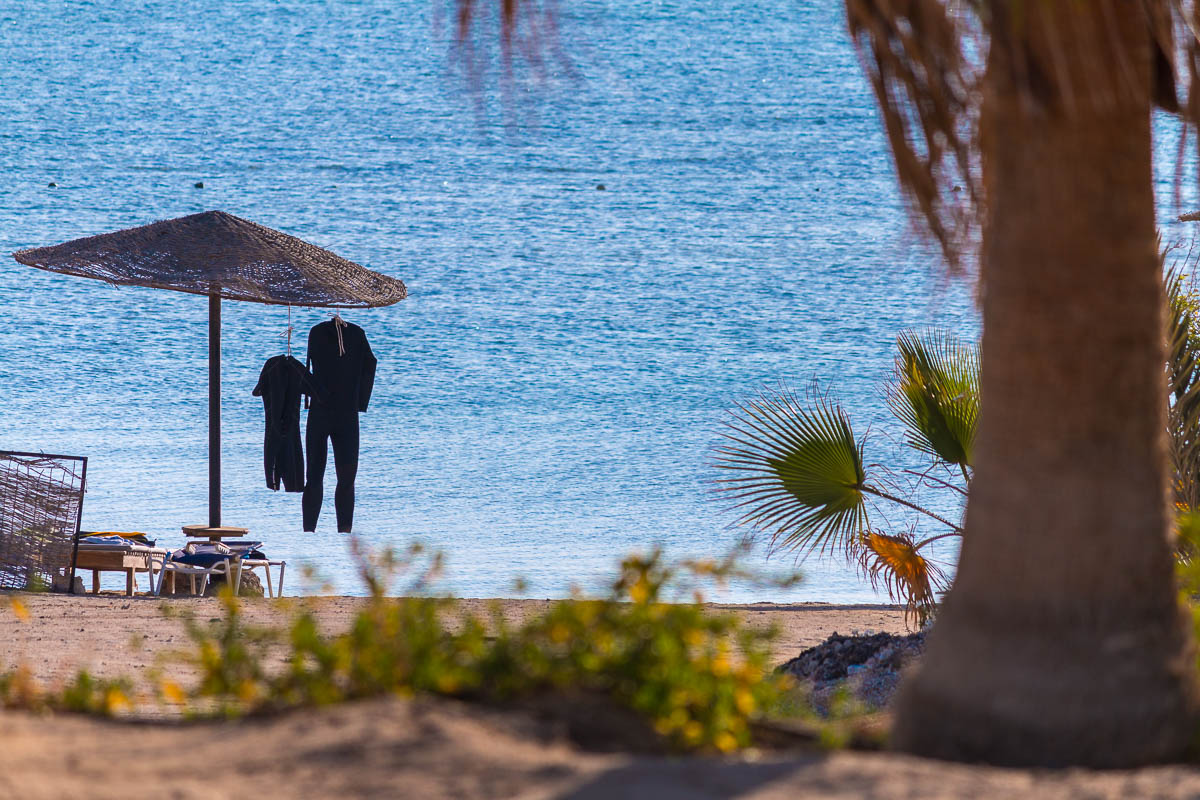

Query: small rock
[595,183,606,190]
[194,181,204,188]
[47,181,57,187]
[203,569,265,597]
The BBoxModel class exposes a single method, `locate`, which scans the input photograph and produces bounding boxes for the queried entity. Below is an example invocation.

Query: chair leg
[277,563,286,597]
[190,574,197,595]
[264,565,273,598]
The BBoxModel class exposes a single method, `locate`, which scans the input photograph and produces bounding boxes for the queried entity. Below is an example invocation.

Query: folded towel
[79,531,156,546]
[166,540,270,567]
[79,534,158,548]
[170,551,231,568]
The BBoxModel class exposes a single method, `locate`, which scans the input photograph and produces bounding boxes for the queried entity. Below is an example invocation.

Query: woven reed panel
[0,452,85,591]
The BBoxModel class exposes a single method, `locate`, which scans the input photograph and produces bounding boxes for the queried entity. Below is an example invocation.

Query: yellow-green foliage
[0,550,800,752]
[1178,512,1200,664]
[176,550,790,753]
[0,666,133,717]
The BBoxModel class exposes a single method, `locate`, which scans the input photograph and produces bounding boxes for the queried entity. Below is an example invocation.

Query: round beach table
[181,524,250,542]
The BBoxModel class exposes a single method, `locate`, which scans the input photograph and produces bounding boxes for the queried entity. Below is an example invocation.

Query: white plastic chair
[209,540,285,598]
[239,557,286,597]
[154,556,239,596]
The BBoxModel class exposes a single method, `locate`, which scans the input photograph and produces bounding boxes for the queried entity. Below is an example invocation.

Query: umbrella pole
[209,294,221,528]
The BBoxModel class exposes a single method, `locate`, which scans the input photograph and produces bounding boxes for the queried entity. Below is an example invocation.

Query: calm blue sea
[0,1,1192,600]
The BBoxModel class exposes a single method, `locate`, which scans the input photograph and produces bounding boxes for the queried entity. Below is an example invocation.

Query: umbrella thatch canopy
[12,211,406,531]
[13,210,407,307]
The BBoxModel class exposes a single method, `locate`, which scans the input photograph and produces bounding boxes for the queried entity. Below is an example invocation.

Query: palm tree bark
[891,1,1199,766]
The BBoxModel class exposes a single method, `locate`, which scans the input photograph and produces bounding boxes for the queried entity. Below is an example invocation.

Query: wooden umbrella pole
[208,294,221,528]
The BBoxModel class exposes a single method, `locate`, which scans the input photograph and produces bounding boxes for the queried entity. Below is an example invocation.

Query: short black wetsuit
[252,354,317,493]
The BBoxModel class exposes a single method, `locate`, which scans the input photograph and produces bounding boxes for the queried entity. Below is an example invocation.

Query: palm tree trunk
[892,1,1199,766]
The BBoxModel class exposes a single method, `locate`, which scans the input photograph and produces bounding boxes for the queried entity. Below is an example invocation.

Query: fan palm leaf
[1166,258,1200,513]
[857,530,946,627]
[886,329,979,470]
[715,387,868,558]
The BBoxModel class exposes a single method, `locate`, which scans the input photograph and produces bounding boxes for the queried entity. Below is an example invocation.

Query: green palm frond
[886,329,979,470]
[714,386,869,557]
[1166,258,1200,512]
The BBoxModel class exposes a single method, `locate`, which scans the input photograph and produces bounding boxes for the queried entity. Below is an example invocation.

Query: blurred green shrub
[172,546,792,752]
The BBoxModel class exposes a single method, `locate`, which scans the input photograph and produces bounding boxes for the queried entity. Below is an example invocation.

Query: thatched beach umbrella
[13,210,406,532]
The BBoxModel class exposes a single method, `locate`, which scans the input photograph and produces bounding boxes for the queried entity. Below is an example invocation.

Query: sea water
[0,0,1191,600]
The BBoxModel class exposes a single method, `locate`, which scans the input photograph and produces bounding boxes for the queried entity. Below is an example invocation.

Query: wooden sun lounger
[73,541,167,596]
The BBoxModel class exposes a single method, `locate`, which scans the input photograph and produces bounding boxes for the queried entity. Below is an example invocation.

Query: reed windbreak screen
[0,451,85,591]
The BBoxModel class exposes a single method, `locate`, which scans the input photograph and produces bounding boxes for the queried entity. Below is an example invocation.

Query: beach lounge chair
[75,533,167,596]
[155,543,240,596]
[240,555,286,598]
[219,540,287,598]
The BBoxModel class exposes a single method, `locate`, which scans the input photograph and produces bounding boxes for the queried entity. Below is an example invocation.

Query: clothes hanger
[331,311,347,356]
[278,304,294,358]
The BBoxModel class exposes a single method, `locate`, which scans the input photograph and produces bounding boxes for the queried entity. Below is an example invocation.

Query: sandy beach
[2,592,1200,796]
[7,594,1200,799]
[2,593,909,687]
[4,695,1200,800]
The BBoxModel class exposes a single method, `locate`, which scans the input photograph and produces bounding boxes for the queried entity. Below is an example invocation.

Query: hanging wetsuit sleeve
[252,362,269,397]
[304,354,312,409]
[303,327,314,410]
[358,333,377,413]
[294,357,320,400]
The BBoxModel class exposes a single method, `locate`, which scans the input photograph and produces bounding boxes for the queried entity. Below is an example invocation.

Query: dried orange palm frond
[857,530,947,626]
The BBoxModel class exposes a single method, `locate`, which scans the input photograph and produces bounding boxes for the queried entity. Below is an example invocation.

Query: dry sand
[5,594,1200,798]
[5,695,1200,799]
[1,593,910,687]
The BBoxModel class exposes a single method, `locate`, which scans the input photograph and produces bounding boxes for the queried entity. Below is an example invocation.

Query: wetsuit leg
[263,425,279,490]
[281,421,305,492]
[329,413,360,533]
[302,411,331,531]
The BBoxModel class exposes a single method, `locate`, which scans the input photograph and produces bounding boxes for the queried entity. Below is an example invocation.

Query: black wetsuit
[252,355,316,493]
[302,319,377,533]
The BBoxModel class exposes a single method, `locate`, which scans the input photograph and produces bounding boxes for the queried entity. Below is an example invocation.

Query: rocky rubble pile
[777,630,926,711]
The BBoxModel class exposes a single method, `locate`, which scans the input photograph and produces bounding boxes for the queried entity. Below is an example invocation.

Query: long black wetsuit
[252,354,317,492]
[302,319,377,533]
